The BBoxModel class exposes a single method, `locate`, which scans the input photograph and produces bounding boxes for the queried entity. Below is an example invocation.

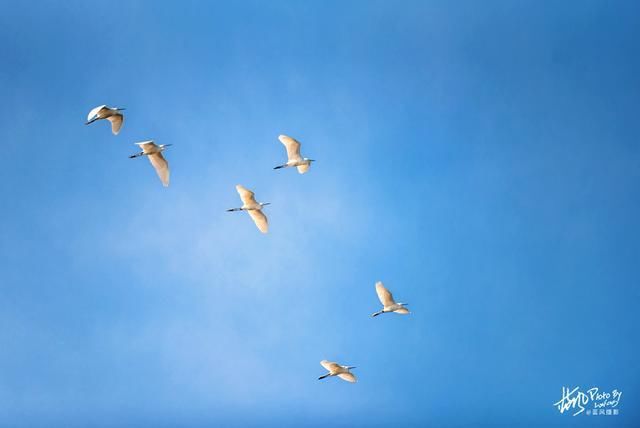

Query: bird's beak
[262,202,271,206]
[164,144,173,147]
[347,366,357,370]
[117,108,126,111]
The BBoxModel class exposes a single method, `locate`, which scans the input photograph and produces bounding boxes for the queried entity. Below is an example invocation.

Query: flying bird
[86,105,125,135]
[274,134,315,174]
[318,360,357,383]
[371,281,410,317]
[129,141,171,187]
[227,185,270,233]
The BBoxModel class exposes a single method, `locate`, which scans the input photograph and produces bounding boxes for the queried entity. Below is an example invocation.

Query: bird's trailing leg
[85,117,98,125]
[129,152,145,159]
[273,164,288,170]
[318,373,331,380]
[371,310,384,317]
[226,208,243,212]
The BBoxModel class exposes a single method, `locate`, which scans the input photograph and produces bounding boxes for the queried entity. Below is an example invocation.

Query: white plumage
[274,134,314,174]
[86,105,125,135]
[129,140,171,187]
[372,281,410,317]
[227,185,270,233]
[318,360,357,383]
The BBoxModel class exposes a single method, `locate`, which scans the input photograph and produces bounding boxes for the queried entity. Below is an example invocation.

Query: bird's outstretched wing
[296,164,310,174]
[87,105,106,121]
[136,141,159,153]
[338,373,357,383]
[375,281,396,307]
[148,152,170,187]
[320,360,340,372]
[236,185,259,206]
[248,209,268,233]
[107,113,124,135]
[278,135,303,162]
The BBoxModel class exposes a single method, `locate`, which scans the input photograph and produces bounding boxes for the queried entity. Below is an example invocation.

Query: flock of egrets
[86,104,411,383]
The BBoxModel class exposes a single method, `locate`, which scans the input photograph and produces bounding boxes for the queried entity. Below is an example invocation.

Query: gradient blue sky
[1,1,639,426]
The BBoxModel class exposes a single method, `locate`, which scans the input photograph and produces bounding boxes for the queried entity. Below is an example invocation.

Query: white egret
[273,134,315,174]
[226,185,270,233]
[318,360,357,383]
[129,141,171,187]
[86,105,125,135]
[371,281,410,317]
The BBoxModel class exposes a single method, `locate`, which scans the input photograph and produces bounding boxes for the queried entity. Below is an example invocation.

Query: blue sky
[0,1,639,426]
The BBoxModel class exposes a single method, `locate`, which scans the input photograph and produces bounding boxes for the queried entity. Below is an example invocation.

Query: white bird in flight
[226,185,270,233]
[273,134,315,174]
[86,105,125,135]
[318,360,357,383]
[129,141,171,187]
[371,281,410,317]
